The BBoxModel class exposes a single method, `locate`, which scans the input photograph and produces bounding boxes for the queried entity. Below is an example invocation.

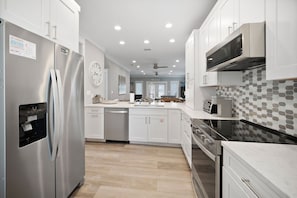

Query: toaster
[203,100,217,114]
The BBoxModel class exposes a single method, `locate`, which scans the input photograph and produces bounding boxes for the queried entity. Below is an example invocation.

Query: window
[146,81,167,99]
[135,81,143,95]
[170,81,179,97]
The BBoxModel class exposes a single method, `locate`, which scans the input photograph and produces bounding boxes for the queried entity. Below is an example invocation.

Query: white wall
[84,39,105,104]
[105,59,130,100]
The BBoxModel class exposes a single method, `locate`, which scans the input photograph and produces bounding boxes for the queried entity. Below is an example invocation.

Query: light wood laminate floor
[71,142,195,198]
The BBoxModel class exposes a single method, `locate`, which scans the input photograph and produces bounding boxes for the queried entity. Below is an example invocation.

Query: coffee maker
[212,96,233,117]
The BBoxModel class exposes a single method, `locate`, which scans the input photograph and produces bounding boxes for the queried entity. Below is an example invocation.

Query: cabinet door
[148,115,168,143]
[129,115,148,142]
[220,0,234,41]
[223,168,251,198]
[199,26,219,87]
[168,110,181,144]
[266,0,297,80]
[0,0,50,36]
[85,108,104,139]
[185,32,195,109]
[208,12,220,50]
[51,0,80,51]
[239,0,264,26]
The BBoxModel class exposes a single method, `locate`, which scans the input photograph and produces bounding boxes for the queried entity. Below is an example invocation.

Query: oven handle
[192,134,216,161]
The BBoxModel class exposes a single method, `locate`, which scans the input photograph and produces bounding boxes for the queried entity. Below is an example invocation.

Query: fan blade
[156,66,168,68]
[153,63,168,69]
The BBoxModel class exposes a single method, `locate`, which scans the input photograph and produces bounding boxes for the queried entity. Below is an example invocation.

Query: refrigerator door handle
[49,69,60,161]
[55,69,64,156]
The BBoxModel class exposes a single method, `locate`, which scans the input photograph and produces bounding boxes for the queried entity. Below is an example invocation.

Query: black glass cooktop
[192,119,297,144]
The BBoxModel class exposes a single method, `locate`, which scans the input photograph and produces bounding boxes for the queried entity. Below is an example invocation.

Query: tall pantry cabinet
[185,30,216,110]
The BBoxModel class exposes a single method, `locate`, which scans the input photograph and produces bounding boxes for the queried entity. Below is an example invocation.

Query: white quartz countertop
[85,102,237,120]
[222,141,297,198]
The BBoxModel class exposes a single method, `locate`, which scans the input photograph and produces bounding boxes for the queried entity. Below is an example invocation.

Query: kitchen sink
[133,102,165,107]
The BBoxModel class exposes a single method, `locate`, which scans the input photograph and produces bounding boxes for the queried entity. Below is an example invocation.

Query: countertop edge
[84,102,239,120]
[222,141,296,198]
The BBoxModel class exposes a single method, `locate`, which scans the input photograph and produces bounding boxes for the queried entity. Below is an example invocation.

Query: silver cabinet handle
[52,25,57,39]
[203,75,207,85]
[228,26,232,35]
[232,22,237,31]
[145,117,147,124]
[45,21,51,37]
[241,178,261,198]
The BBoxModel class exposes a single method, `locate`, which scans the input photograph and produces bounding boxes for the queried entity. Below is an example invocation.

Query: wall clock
[89,61,103,87]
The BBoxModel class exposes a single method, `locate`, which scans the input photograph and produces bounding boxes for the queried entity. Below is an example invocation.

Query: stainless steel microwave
[206,22,265,71]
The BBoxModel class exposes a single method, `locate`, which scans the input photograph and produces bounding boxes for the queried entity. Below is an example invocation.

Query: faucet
[147,97,154,104]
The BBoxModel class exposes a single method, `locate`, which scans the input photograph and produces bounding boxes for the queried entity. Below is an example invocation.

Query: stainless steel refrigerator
[0,19,85,198]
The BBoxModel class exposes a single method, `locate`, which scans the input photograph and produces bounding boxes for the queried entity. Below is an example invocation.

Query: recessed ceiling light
[141,70,144,73]
[136,65,140,68]
[170,70,173,73]
[132,60,136,63]
[165,23,173,28]
[173,65,176,68]
[143,73,146,75]
[119,41,125,45]
[114,25,121,31]
[176,59,180,63]
[144,40,150,44]
[169,39,175,43]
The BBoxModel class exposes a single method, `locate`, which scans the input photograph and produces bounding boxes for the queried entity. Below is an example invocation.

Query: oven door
[192,134,220,198]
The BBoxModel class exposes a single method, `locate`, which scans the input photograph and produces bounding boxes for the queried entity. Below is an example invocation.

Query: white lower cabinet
[223,167,251,198]
[129,115,147,142]
[168,110,181,144]
[181,112,192,168]
[129,109,167,143]
[84,107,104,140]
[223,148,284,198]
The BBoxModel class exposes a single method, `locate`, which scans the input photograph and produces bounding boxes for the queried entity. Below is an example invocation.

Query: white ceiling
[76,0,217,77]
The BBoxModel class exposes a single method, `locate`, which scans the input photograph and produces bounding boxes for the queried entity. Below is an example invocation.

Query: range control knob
[205,138,214,145]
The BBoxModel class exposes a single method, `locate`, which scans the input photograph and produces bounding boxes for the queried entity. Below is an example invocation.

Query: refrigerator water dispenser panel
[19,103,47,147]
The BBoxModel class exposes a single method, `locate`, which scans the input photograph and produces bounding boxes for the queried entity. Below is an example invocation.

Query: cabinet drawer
[181,132,191,168]
[129,109,167,116]
[223,149,285,198]
[85,107,104,114]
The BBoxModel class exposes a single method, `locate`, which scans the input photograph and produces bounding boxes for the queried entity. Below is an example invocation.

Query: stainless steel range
[191,119,297,198]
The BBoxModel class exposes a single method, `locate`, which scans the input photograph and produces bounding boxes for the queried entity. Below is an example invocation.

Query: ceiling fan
[153,63,168,69]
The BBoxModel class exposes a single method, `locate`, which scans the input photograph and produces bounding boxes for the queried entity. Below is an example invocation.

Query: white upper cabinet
[198,15,243,87]
[266,0,297,80]
[0,0,80,52]
[208,11,220,50]
[185,31,196,109]
[0,0,50,36]
[219,0,264,42]
[219,0,239,41]
[50,0,80,51]
[239,0,264,26]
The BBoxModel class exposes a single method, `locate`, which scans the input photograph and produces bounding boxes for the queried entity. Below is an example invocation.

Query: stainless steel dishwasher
[104,108,129,142]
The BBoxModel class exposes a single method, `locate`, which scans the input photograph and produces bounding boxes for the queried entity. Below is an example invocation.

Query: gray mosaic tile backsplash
[216,67,297,136]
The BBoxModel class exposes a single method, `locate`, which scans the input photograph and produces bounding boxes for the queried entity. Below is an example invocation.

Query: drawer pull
[241,178,261,198]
